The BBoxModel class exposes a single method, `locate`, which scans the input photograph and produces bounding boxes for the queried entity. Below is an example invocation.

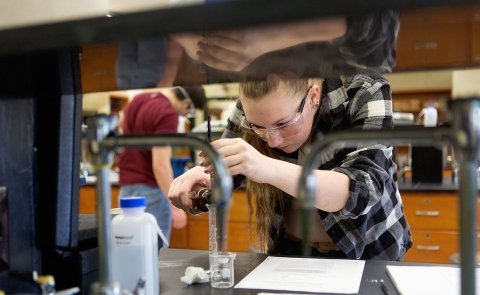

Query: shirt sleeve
[330,74,395,217]
[331,10,400,73]
[320,75,410,260]
[222,99,244,139]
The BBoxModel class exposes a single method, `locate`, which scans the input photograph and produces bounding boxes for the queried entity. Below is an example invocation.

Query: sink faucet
[85,114,232,295]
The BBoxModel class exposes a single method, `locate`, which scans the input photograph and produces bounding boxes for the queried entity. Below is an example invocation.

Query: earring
[312,102,320,109]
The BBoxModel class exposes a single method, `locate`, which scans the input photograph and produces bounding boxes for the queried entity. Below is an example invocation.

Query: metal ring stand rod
[86,116,232,295]
[298,98,480,295]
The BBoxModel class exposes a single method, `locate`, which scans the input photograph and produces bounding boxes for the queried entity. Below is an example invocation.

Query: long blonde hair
[239,77,311,252]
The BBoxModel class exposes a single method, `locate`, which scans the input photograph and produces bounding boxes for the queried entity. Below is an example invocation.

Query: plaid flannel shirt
[223,73,412,260]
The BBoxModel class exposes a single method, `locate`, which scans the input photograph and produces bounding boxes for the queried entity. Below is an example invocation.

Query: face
[172,97,193,116]
[241,82,320,153]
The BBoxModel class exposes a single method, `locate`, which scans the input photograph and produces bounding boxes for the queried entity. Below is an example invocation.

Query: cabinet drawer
[402,192,480,230]
[402,192,458,230]
[403,230,459,263]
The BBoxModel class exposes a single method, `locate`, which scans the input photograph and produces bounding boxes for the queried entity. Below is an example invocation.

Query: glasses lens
[277,113,305,138]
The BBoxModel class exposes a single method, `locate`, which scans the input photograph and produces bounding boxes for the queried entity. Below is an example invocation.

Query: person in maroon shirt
[118,86,206,243]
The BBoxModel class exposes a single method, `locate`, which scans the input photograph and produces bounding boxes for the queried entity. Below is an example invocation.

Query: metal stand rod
[86,115,120,295]
[96,166,113,285]
[298,126,453,256]
[102,134,233,252]
[458,161,477,295]
[450,98,480,295]
[298,98,480,295]
[85,117,232,295]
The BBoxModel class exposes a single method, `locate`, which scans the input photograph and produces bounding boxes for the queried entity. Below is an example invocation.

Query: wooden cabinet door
[472,6,480,65]
[80,43,118,93]
[402,191,480,263]
[402,192,480,230]
[402,192,459,230]
[403,229,459,263]
[79,185,120,214]
[396,6,470,70]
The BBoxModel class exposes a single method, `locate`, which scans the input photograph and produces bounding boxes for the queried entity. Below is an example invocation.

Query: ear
[309,84,322,108]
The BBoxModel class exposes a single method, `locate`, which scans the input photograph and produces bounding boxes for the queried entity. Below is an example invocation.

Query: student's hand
[171,205,188,229]
[200,138,270,183]
[170,33,203,62]
[168,166,211,211]
[197,29,272,72]
[173,18,347,72]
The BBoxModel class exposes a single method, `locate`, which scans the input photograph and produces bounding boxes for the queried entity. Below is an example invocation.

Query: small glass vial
[188,188,211,215]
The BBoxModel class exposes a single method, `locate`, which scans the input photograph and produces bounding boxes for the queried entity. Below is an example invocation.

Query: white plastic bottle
[419,104,438,127]
[112,196,168,295]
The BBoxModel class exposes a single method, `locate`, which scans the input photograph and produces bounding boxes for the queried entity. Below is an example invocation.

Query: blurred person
[118,86,206,242]
[116,36,184,90]
[172,10,400,80]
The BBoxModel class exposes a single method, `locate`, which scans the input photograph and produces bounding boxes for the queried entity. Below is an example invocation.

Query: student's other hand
[171,205,188,229]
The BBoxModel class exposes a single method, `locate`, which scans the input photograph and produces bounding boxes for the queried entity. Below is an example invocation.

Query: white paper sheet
[235,256,365,294]
[386,265,480,295]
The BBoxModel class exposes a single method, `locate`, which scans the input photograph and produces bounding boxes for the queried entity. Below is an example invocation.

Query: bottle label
[113,222,151,246]
[114,234,135,245]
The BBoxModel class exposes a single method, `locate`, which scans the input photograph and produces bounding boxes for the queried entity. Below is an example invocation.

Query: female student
[168,73,412,260]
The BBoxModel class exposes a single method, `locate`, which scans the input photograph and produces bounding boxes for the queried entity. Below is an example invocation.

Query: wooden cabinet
[472,6,480,65]
[396,6,470,70]
[80,186,257,252]
[79,185,120,214]
[170,189,257,252]
[402,191,480,263]
[80,43,118,93]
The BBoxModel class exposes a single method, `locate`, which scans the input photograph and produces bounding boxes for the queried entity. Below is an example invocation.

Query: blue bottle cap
[120,196,146,208]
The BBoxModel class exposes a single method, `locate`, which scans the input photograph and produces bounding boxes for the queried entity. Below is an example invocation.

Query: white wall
[386,70,453,92]
[452,69,480,99]
[83,93,111,114]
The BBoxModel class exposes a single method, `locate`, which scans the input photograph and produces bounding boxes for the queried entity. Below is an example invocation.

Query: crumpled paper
[180,266,210,285]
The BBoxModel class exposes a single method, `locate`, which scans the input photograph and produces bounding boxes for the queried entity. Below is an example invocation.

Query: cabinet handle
[415,210,440,216]
[416,245,441,251]
[413,41,438,50]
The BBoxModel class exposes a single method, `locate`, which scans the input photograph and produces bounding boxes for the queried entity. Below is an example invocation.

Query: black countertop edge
[398,182,461,192]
